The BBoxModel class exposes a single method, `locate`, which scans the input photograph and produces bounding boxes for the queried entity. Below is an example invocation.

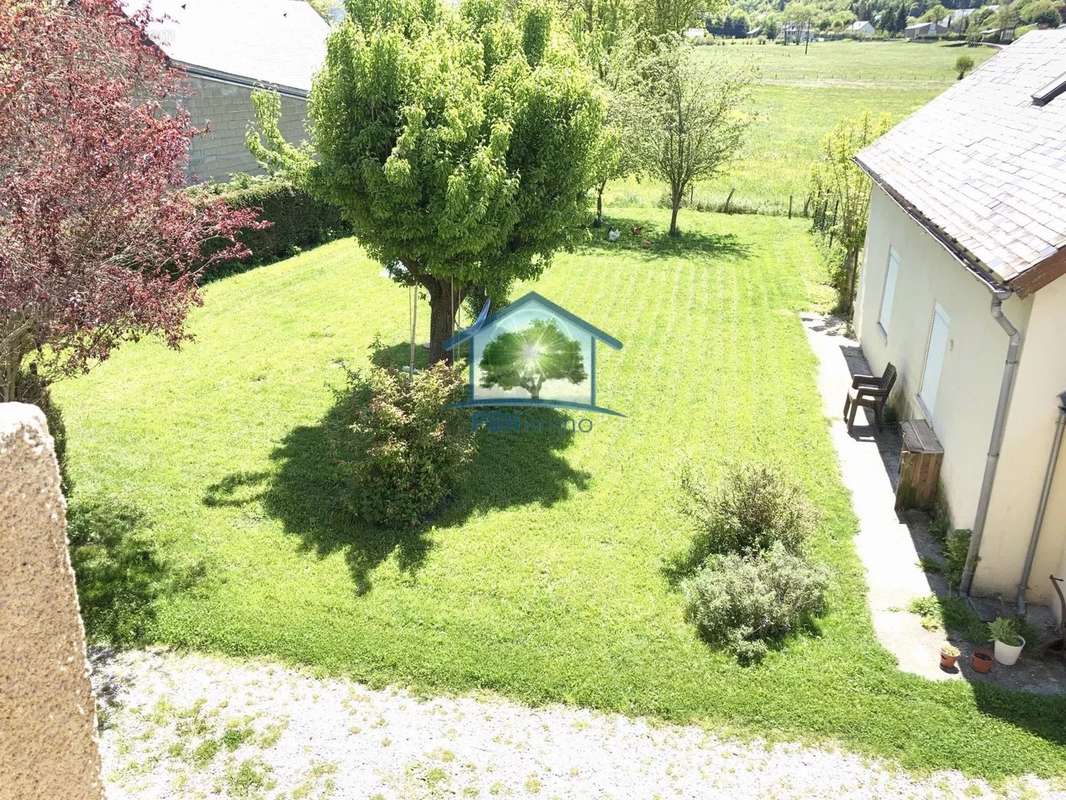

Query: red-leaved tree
[0,0,260,403]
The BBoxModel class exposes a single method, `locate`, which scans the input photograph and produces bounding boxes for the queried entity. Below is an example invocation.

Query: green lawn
[606,40,997,216]
[57,209,1066,780]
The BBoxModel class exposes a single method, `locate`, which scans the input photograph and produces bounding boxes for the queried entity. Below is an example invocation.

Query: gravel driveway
[91,648,1055,799]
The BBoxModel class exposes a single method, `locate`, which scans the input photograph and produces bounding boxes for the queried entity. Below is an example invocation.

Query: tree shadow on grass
[441,407,591,523]
[580,214,753,262]
[68,494,206,647]
[203,374,589,595]
[972,682,1066,749]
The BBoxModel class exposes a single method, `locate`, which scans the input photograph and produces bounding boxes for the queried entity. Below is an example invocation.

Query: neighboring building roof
[124,0,330,97]
[856,31,1066,295]
[850,20,873,29]
[905,20,947,33]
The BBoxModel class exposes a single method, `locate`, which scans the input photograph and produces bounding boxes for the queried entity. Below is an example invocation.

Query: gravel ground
[91,648,1057,800]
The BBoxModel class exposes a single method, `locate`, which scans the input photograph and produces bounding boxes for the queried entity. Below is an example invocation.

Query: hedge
[190,175,347,278]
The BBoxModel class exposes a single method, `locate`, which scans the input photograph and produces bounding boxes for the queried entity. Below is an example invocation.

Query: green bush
[682,543,830,664]
[678,462,818,562]
[190,175,346,277]
[955,54,975,80]
[330,360,475,529]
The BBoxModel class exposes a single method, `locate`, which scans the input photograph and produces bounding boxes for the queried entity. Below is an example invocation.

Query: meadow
[56,209,1066,779]
[604,39,997,216]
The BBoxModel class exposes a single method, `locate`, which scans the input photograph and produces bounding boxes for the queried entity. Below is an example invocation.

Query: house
[853,31,1066,611]
[124,0,330,183]
[781,22,816,43]
[849,20,876,37]
[904,20,949,39]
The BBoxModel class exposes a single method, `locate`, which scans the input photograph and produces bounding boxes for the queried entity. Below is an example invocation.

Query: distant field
[605,40,997,217]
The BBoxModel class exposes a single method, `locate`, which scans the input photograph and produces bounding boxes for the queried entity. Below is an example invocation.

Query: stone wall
[0,403,103,800]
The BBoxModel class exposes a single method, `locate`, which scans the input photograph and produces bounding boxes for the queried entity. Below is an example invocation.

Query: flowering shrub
[676,462,829,663]
[330,362,475,528]
[678,462,818,560]
[682,543,830,664]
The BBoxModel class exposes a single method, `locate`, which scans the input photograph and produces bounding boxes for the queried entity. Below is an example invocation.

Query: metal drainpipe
[960,293,1023,596]
[1015,392,1066,614]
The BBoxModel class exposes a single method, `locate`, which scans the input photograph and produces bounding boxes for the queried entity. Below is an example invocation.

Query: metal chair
[844,362,897,433]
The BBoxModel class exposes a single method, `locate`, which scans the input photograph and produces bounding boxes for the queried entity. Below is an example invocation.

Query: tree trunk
[424,276,460,365]
[669,197,681,237]
[594,185,605,227]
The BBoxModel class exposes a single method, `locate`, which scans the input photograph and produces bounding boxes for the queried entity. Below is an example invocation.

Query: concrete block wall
[0,404,103,800]
[178,76,309,184]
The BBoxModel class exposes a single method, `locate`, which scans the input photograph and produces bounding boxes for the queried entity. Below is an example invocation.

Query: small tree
[955,54,975,80]
[808,112,891,316]
[0,0,256,403]
[632,39,754,236]
[478,319,587,399]
[568,0,644,225]
[250,0,604,363]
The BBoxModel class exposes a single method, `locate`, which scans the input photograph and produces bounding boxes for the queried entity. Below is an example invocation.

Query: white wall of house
[979,275,1066,606]
[856,184,1033,538]
[176,76,309,185]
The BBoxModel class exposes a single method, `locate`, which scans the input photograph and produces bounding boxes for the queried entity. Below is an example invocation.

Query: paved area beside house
[802,313,1066,692]
[91,647,1053,800]
[801,313,955,681]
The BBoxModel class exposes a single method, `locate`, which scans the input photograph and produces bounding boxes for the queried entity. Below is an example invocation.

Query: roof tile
[857,31,1066,287]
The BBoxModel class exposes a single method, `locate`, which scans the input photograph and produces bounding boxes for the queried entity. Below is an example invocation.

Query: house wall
[977,275,1066,606]
[175,76,309,185]
[856,184,1033,535]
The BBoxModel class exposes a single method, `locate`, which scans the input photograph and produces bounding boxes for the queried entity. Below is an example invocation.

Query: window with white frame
[919,303,951,421]
[878,247,900,336]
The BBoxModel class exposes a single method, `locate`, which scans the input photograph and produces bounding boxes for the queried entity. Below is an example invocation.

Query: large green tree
[250,0,604,363]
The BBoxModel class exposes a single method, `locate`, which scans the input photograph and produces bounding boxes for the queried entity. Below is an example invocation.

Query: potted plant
[988,617,1025,666]
[940,643,960,670]
[971,650,994,673]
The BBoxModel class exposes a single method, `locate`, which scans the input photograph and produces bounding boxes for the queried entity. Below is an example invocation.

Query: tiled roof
[124,0,330,95]
[856,31,1066,293]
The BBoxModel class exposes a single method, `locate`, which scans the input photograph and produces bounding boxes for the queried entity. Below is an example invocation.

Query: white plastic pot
[993,636,1025,666]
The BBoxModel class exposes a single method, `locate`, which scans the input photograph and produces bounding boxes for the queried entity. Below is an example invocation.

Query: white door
[919,303,950,421]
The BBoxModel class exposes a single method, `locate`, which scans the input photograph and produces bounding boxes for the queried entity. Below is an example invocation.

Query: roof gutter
[178,63,310,100]
[960,291,1023,596]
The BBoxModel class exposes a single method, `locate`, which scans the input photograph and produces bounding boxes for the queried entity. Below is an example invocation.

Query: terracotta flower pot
[940,653,958,670]
[971,651,994,674]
